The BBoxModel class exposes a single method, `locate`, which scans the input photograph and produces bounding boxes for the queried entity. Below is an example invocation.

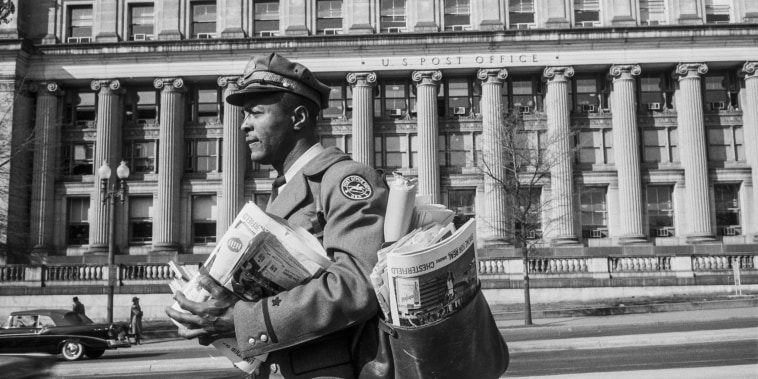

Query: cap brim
[225,85,289,107]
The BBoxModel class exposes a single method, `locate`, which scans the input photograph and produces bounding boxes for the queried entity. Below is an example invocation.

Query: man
[166,53,389,378]
[72,297,85,316]
[131,297,143,345]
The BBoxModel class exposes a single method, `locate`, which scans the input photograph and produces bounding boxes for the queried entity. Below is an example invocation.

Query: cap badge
[340,175,373,200]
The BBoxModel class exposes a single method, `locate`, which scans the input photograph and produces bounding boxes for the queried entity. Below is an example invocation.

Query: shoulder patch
[340,174,373,200]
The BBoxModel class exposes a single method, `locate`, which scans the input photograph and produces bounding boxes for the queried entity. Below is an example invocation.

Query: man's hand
[165,274,239,341]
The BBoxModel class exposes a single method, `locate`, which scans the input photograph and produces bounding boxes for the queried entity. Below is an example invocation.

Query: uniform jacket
[233,147,389,378]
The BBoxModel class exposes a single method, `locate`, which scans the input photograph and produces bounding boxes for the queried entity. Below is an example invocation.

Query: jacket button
[260,334,268,342]
[248,337,256,345]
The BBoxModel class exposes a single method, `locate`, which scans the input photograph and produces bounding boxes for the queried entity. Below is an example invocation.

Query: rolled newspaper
[384,172,417,242]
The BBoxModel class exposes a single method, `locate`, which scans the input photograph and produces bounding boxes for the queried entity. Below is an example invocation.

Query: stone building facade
[0,0,756,265]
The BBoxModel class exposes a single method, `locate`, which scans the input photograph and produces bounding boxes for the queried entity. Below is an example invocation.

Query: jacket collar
[266,147,350,218]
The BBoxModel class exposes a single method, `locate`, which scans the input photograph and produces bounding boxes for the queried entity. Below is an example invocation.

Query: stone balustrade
[692,255,756,271]
[610,256,672,273]
[120,263,177,285]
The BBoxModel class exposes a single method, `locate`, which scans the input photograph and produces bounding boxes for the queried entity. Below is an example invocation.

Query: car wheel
[61,340,84,361]
[85,349,105,359]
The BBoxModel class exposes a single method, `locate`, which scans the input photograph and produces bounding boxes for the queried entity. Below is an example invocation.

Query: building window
[374,135,405,169]
[581,187,608,239]
[191,2,216,38]
[642,128,678,163]
[443,0,471,31]
[704,71,739,112]
[322,80,352,119]
[647,185,674,237]
[639,0,666,25]
[576,129,613,165]
[708,126,744,162]
[705,0,730,24]
[254,0,280,36]
[126,89,158,124]
[67,197,90,245]
[129,196,153,244]
[192,87,220,123]
[67,5,93,42]
[514,129,546,169]
[515,187,542,240]
[410,134,419,168]
[316,0,343,34]
[129,4,154,40]
[186,139,220,173]
[254,193,271,209]
[126,140,158,174]
[62,143,94,175]
[447,189,476,228]
[638,73,671,112]
[192,195,217,243]
[64,90,96,127]
[380,0,407,33]
[503,76,540,114]
[573,0,600,27]
[508,0,536,29]
[572,76,606,113]
[377,79,413,119]
[473,132,483,167]
[714,184,741,236]
[319,135,352,155]
[444,77,481,117]
[439,133,469,168]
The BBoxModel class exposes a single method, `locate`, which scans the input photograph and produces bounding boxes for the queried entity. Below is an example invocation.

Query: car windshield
[60,312,93,326]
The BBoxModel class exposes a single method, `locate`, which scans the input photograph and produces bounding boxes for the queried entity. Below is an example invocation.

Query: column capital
[90,79,121,92]
[217,76,241,89]
[674,63,708,80]
[412,70,443,86]
[346,72,378,88]
[742,61,758,79]
[609,64,641,80]
[154,77,185,91]
[543,66,575,82]
[477,68,508,84]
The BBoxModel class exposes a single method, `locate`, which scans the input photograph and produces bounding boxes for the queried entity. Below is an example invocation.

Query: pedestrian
[72,297,85,316]
[166,53,389,378]
[130,297,143,345]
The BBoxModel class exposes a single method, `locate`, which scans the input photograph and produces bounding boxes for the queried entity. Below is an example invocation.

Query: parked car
[0,354,56,378]
[0,309,131,361]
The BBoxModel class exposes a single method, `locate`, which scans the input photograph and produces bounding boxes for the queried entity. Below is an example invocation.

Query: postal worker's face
[240,93,296,166]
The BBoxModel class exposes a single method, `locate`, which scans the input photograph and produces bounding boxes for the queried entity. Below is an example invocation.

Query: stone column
[94,0,118,42]
[477,68,510,246]
[544,0,571,28]
[676,0,704,24]
[477,0,504,30]
[347,72,377,166]
[220,0,245,38]
[153,78,186,253]
[609,0,636,26]
[156,0,182,40]
[346,0,373,33]
[89,79,124,253]
[543,66,578,245]
[217,76,246,233]
[410,0,439,32]
[29,82,61,254]
[741,61,758,241]
[283,0,309,36]
[609,64,646,243]
[412,70,442,204]
[674,63,714,242]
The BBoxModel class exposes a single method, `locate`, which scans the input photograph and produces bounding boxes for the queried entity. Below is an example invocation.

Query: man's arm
[233,162,388,357]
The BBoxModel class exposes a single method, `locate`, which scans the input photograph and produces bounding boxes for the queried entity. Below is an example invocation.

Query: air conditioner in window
[322,28,343,35]
[133,33,154,41]
[656,227,674,237]
[582,104,596,113]
[579,21,601,27]
[453,107,468,115]
[589,229,608,238]
[389,109,403,116]
[642,20,665,26]
[196,33,216,39]
[386,27,406,33]
[450,25,471,31]
[722,225,741,236]
[67,36,91,43]
[75,120,90,128]
[259,31,279,37]
[711,101,727,111]
[647,102,661,111]
[515,23,537,29]
[518,106,531,115]
[525,230,540,239]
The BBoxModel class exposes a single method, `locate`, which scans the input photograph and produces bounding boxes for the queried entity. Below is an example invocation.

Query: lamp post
[98,160,130,324]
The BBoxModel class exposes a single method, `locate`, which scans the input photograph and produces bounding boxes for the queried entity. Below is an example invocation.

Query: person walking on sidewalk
[130,297,143,344]
[72,297,85,316]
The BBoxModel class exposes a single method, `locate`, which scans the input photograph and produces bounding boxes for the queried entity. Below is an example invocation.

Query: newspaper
[168,201,332,374]
[384,172,417,242]
[380,219,479,327]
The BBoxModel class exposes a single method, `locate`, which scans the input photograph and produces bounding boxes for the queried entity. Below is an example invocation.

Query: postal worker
[166,53,389,379]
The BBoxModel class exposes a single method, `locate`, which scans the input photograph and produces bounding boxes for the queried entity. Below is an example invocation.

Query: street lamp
[98,160,130,324]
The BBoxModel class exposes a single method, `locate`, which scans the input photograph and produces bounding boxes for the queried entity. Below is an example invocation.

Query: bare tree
[477,109,577,325]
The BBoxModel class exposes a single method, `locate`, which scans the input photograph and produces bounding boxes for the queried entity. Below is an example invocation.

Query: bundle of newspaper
[167,201,332,374]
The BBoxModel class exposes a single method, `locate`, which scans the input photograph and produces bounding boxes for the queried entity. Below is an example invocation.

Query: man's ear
[292,105,309,131]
